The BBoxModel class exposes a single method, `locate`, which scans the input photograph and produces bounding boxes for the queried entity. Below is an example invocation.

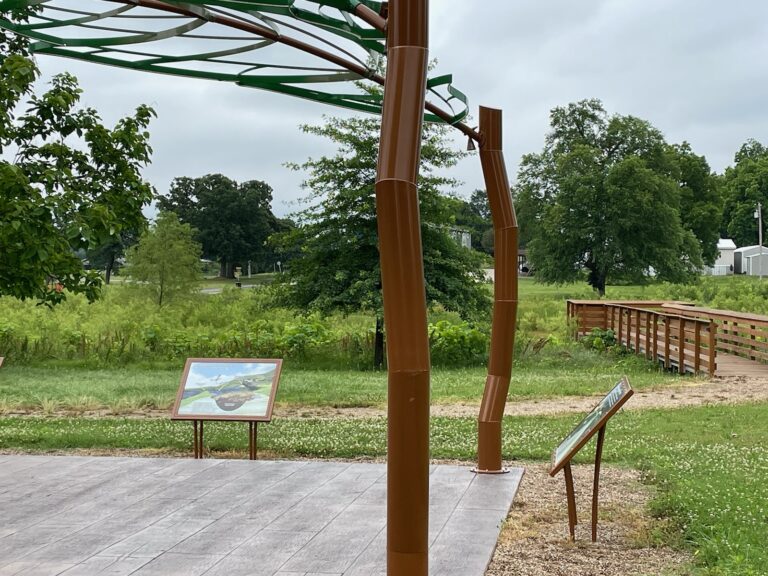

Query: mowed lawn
[0,349,686,413]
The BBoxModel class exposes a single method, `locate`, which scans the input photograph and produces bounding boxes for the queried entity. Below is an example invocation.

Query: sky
[29,0,768,218]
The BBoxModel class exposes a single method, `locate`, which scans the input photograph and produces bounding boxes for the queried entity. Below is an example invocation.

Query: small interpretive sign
[171,358,282,422]
[549,377,633,476]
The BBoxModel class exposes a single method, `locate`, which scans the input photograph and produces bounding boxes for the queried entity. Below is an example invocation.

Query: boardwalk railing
[662,304,768,365]
[566,300,716,376]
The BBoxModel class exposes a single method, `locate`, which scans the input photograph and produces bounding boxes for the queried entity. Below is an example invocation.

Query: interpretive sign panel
[549,377,633,476]
[171,358,282,422]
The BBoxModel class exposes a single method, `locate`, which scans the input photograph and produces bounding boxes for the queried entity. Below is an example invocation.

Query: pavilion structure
[0,2,519,574]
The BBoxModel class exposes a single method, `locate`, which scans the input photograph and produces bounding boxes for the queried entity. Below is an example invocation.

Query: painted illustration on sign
[550,377,633,475]
[172,359,282,421]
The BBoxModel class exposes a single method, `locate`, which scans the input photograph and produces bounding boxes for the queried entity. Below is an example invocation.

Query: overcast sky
[31,0,768,217]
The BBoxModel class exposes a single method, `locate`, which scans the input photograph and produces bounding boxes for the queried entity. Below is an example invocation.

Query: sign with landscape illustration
[549,377,633,476]
[171,358,282,421]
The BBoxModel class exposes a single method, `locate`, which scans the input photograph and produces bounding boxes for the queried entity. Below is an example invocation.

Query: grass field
[2,275,767,574]
[0,404,766,574]
[0,348,684,414]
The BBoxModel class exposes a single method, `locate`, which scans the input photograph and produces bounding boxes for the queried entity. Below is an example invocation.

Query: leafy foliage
[721,139,768,247]
[157,174,285,277]
[123,212,202,307]
[0,43,154,304]
[274,115,489,320]
[516,99,705,295]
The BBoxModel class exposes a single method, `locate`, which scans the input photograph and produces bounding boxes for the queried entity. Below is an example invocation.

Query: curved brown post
[477,106,518,473]
[375,1,430,574]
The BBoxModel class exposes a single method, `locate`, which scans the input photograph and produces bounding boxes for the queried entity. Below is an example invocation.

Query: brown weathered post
[694,322,701,373]
[617,308,624,346]
[477,106,518,473]
[678,318,686,374]
[709,320,717,376]
[664,318,671,370]
[374,1,430,573]
[644,311,651,359]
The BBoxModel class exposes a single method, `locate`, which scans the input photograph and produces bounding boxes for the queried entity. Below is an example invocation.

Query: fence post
[653,315,659,362]
[645,311,651,359]
[617,308,624,347]
[678,318,685,374]
[634,309,640,354]
[664,318,671,370]
[694,322,701,374]
[709,320,717,377]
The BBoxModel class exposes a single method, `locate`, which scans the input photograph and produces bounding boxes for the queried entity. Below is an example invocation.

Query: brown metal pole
[709,320,717,377]
[591,424,606,542]
[375,1,430,574]
[477,106,518,474]
[193,420,199,459]
[564,462,577,541]
[199,420,204,458]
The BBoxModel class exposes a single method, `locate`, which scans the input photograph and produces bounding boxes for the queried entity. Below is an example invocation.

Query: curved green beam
[0,0,472,127]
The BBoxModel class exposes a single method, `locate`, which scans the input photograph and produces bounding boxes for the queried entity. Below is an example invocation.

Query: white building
[708,238,737,275]
[734,245,768,275]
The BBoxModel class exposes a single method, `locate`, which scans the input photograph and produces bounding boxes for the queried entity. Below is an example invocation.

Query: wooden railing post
[694,322,701,374]
[653,315,659,362]
[664,318,671,370]
[645,311,651,359]
[709,320,716,377]
[678,318,685,374]
[617,308,624,347]
[634,310,640,353]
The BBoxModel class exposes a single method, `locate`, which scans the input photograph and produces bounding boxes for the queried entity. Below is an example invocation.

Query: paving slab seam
[224,463,359,572]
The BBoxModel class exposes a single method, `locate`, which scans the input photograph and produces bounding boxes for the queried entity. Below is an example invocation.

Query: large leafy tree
[124,212,201,307]
[516,99,703,295]
[157,174,281,277]
[721,140,768,247]
[0,20,154,304]
[672,142,723,265]
[274,115,489,367]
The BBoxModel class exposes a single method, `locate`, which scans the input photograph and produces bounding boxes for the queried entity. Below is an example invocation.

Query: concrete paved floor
[0,456,523,576]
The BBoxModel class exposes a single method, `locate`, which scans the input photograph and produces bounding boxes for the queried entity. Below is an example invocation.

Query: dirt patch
[271,374,768,419]
[486,463,691,576]
[4,374,767,420]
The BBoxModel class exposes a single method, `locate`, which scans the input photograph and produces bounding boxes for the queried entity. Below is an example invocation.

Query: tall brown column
[477,106,518,473]
[374,1,430,574]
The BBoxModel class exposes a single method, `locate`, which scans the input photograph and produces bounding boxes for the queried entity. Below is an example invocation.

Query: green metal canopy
[0,0,470,125]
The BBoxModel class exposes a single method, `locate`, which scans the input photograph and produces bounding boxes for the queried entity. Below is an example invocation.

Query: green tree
[274,115,489,367]
[0,24,154,304]
[124,212,201,307]
[157,174,281,277]
[721,139,768,247]
[444,190,493,254]
[671,142,723,265]
[516,99,702,296]
[86,228,141,285]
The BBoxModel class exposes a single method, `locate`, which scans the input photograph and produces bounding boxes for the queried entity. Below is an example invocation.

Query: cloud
[30,1,768,209]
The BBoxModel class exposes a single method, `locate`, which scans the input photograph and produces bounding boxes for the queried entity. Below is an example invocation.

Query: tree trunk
[594,274,606,297]
[105,253,115,285]
[374,316,385,370]
[219,260,234,278]
[586,263,607,297]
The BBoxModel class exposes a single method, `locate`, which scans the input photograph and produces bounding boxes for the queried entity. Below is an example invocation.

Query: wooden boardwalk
[567,300,768,379]
[715,353,768,378]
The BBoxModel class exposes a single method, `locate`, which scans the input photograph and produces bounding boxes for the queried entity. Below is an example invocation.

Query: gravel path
[486,464,691,576]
